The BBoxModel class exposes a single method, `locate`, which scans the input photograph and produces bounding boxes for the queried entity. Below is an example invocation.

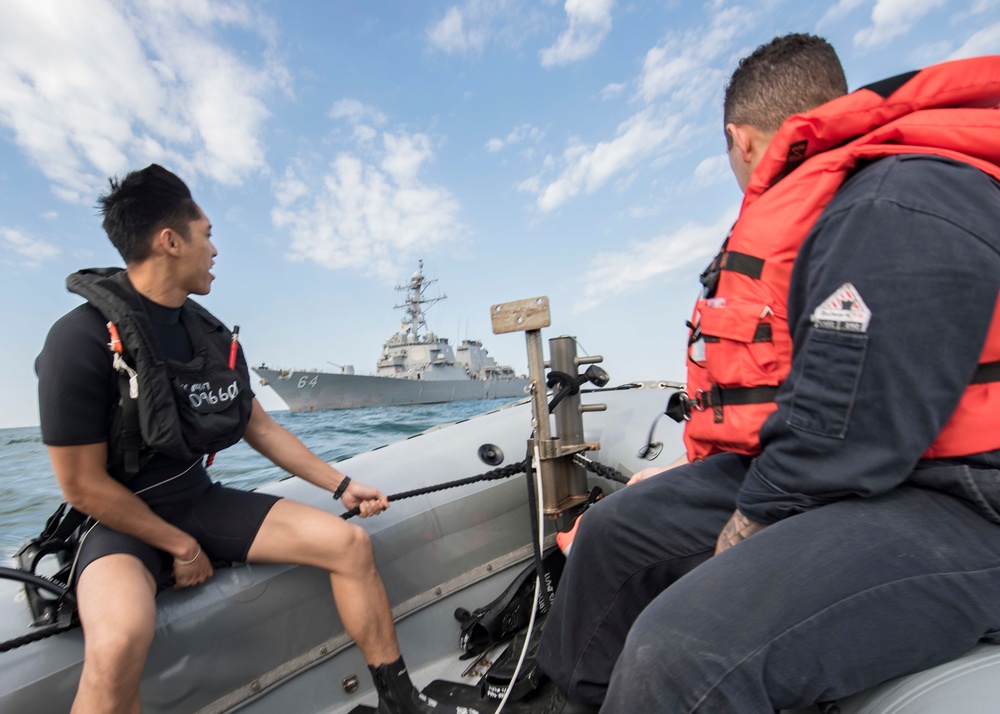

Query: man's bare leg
[73,554,157,714]
[246,499,399,666]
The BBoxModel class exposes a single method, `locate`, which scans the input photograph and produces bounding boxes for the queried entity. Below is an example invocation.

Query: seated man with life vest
[35,164,477,714]
[534,34,1000,713]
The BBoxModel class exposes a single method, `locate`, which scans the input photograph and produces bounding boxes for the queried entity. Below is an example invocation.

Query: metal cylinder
[544,336,589,516]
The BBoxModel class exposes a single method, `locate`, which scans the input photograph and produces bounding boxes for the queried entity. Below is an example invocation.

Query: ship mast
[394,260,446,342]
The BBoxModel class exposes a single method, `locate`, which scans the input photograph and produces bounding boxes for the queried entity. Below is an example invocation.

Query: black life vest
[66,267,253,474]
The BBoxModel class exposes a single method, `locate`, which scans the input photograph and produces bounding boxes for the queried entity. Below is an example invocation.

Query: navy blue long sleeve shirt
[738,155,1000,524]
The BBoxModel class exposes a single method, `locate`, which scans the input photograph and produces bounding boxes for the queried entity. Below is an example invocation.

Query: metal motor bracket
[491,297,605,520]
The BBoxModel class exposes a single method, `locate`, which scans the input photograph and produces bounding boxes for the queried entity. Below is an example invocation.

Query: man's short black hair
[97,164,202,264]
[724,33,847,148]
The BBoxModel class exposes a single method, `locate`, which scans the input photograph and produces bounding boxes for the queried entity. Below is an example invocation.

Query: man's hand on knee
[173,543,213,587]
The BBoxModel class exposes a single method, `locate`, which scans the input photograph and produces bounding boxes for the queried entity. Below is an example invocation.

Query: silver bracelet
[174,546,201,566]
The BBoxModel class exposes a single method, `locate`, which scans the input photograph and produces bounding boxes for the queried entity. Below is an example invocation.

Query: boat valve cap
[478,443,504,466]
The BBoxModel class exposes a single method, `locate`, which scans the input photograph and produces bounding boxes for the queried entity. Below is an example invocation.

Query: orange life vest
[680,56,1000,462]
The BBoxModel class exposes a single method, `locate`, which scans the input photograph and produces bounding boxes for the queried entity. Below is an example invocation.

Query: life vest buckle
[665,390,696,423]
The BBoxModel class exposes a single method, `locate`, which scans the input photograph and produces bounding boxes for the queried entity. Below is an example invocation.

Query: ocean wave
[0,399,519,547]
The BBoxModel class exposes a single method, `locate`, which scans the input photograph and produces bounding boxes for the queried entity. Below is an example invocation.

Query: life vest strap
[718,251,765,279]
[971,360,1000,385]
[107,321,142,476]
[667,385,779,423]
[700,250,765,296]
[117,370,142,475]
[703,323,773,343]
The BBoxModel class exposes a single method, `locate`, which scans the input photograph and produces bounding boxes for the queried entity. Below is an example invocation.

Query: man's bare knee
[87,623,154,664]
[76,555,157,674]
[333,522,375,569]
[345,521,372,548]
[84,606,155,658]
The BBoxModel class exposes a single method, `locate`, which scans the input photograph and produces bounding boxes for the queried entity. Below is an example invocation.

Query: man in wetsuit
[535,34,1000,712]
[36,164,476,714]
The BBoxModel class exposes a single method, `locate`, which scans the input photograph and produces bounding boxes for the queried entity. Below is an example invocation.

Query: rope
[572,454,629,485]
[340,459,530,519]
[0,621,78,653]
[342,453,630,520]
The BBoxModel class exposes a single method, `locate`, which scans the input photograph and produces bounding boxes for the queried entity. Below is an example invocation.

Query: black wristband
[333,476,352,500]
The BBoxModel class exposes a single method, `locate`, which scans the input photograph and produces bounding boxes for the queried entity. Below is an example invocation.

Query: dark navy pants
[535,453,1000,712]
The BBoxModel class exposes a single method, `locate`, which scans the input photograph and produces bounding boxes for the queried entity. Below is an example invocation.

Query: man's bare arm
[241,399,389,517]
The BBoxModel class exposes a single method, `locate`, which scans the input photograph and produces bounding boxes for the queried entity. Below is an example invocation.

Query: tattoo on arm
[716,510,767,554]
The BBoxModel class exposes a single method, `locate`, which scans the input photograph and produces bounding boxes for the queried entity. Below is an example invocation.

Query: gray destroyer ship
[254,262,529,411]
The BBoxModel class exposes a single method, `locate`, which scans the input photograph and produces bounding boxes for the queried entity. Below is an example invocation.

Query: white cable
[492,443,547,714]
[132,458,201,497]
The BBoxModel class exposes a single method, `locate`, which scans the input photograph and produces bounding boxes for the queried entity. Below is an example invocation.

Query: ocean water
[0,399,520,563]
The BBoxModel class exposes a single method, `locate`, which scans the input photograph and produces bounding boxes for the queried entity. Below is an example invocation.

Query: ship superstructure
[255,262,527,411]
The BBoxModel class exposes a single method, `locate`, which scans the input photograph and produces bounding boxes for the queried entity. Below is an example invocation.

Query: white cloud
[517,176,542,194]
[0,1,286,203]
[427,0,544,56]
[971,0,1000,13]
[273,117,466,279]
[485,123,545,153]
[573,205,738,312]
[381,133,434,183]
[601,82,627,100]
[638,7,748,105]
[854,0,947,49]
[539,0,615,68]
[428,6,482,54]
[691,155,731,189]
[353,125,378,143]
[330,98,388,126]
[514,8,756,216]
[948,21,1000,59]
[524,108,686,212]
[817,0,867,27]
[0,228,59,268]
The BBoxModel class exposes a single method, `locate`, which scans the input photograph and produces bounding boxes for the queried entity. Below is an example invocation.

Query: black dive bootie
[369,657,479,714]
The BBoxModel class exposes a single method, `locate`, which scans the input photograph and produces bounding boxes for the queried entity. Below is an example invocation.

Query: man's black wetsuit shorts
[75,482,282,590]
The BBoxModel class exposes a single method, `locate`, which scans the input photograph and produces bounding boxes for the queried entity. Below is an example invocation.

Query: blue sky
[1,0,997,428]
